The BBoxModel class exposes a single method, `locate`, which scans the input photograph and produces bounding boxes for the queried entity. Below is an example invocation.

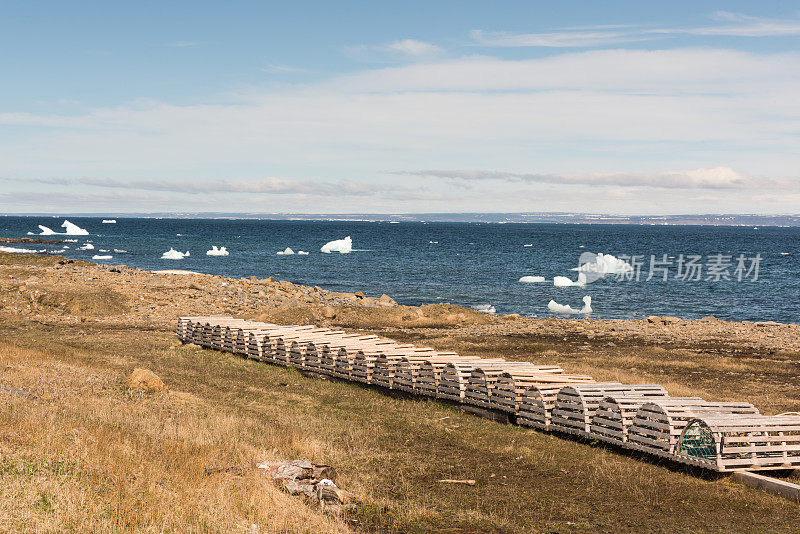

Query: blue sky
[2,1,800,214]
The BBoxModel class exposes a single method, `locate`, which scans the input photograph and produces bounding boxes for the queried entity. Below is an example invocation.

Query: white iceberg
[0,246,37,253]
[276,247,295,255]
[297,250,309,255]
[92,255,113,260]
[429,241,439,244]
[523,244,533,247]
[320,236,352,254]
[30,220,90,236]
[472,304,497,314]
[102,219,116,223]
[206,246,229,256]
[553,273,587,287]
[113,249,127,253]
[519,276,546,283]
[161,248,189,260]
[572,252,632,276]
[548,296,592,315]
[65,239,77,242]
[78,243,95,250]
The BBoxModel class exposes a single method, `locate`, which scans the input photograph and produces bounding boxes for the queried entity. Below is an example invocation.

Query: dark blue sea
[2,216,798,323]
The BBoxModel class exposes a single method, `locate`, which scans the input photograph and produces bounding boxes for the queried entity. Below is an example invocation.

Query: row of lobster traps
[178,316,800,473]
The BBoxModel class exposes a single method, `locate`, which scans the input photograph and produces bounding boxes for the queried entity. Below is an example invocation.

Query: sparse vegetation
[1,255,799,532]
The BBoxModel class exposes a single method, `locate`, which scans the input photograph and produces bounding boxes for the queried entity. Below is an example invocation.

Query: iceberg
[0,246,37,253]
[573,252,632,277]
[472,304,497,314]
[553,273,587,287]
[206,246,229,256]
[78,243,94,250]
[297,250,309,255]
[519,276,546,283]
[113,249,127,253]
[92,255,113,260]
[523,244,533,247]
[320,236,352,254]
[161,248,188,260]
[548,296,592,315]
[29,219,90,236]
[102,219,116,223]
[276,247,295,255]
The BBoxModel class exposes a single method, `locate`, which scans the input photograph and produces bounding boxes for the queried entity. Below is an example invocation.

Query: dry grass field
[1,252,799,532]
[2,316,799,533]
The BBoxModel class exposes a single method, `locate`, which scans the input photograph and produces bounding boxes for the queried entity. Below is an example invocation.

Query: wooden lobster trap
[551,384,668,438]
[627,399,759,458]
[372,348,441,389]
[464,364,565,410]
[437,361,510,402]
[517,382,613,430]
[492,372,593,414]
[590,395,704,445]
[674,414,800,472]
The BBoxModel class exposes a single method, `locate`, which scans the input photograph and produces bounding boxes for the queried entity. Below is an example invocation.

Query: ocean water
[2,216,798,323]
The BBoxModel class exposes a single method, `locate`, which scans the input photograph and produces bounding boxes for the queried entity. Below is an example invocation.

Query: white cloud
[2,47,800,213]
[471,12,800,48]
[398,167,799,190]
[166,41,197,48]
[345,39,443,62]
[261,63,305,73]
[384,39,443,56]
[470,29,655,48]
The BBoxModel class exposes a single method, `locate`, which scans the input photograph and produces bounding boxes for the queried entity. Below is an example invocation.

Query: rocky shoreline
[2,251,799,359]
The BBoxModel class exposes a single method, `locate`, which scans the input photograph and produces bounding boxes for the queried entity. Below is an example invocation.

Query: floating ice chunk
[553,273,587,287]
[297,250,309,255]
[176,233,183,236]
[34,225,56,235]
[102,219,116,223]
[548,296,592,315]
[276,247,295,255]
[389,221,400,224]
[473,304,497,314]
[64,239,77,242]
[161,248,187,259]
[523,244,533,247]
[429,241,439,244]
[779,252,789,256]
[113,249,127,253]
[92,255,113,260]
[30,220,89,236]
[320,236,352,254]
[61,220,90,235]
[206,246,229,256]
[572,252,632,276]
[99,249,109,252]
[519,275,546,283]
[0,246,37,253]
[78,243,95,250]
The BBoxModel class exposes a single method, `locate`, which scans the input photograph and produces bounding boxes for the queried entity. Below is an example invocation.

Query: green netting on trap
[677,421,716,460]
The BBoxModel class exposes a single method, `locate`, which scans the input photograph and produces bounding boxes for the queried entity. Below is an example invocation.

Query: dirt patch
[0,252,89,267]
[36,287,129,316]
[257,303,495,330]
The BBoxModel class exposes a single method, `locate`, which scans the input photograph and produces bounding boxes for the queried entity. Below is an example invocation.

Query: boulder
[126,368,166,392]
[660,316,682,325]
[377,294,397,307]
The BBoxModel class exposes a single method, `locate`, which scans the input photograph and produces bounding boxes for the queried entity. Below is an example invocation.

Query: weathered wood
[732,471,800,502]
[675,414,800,471]
[627,399,759,458]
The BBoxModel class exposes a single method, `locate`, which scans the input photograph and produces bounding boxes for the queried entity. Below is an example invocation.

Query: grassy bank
[2,316,799,533]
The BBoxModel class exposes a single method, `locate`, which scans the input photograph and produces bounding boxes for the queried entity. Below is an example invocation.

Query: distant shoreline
[3,213,800,226]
